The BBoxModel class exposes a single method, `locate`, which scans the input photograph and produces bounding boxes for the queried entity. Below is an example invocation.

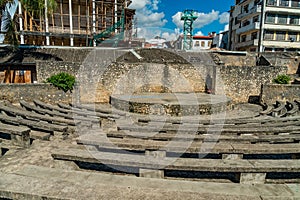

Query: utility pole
[92,0,96,46]
[258,0,266,54]
[45,0,50,45]
[69,0,74,46]
[18,1,24,44]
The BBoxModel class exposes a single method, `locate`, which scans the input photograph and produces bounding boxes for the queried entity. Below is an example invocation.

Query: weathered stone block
[139,168,164,179]
[240,173,266,184]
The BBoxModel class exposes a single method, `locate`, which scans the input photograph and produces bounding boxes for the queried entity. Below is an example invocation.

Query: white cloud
[223,24,229,31]
[172,10,220,29]
[129,0,149,10]
[129,0,167,28]
[219,12,230,24]
[194,31,204,36]
[161,32,177,41]
[136,27,178,41]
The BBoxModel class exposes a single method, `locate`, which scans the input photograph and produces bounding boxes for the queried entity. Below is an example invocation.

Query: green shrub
[46,72,75,92]
[273,74,291,84]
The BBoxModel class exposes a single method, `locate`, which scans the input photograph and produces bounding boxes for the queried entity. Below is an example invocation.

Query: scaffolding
[181,9,198,50]
[14,0,135,46]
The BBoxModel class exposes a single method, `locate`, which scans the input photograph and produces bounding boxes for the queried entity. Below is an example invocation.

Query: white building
[229,0,300,52]
[175,35,213,50]
[192,35,213,50]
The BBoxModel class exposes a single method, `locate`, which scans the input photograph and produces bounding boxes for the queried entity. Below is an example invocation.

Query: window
[266,13,276,23]
[288,32,297,41]
[251,32,258,40]
[276,31,286,40]
[253,15,259,23]
[264,30,275,40]
[241,35,247,42]
[277,14,288,24]
[194,41,200,47]
[234,17,239,25]
[291,0,300,7]
[243,5,249,13]
[208,41,212,47]
[254,0,260,5]
[242,20,250,26]
[279,0,289,6]
[267,0,277,6]
[290,15,299,25]
[201,41,205,47]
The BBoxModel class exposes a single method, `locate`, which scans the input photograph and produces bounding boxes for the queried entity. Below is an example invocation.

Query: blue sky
[129,0,235,40]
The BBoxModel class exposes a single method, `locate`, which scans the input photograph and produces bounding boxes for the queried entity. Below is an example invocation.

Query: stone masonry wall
[261,83,300,104]
[77,49,214,103]
[0,84,74,103]
[36,61,81,83]
[216,65,288,103]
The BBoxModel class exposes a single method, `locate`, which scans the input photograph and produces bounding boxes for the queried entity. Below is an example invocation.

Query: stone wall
[36,61,81,83]
[215,65,288,103]
[261,52,300,75]
[77,49,215,103]
[261,83,300,104]
[0,84,74,103]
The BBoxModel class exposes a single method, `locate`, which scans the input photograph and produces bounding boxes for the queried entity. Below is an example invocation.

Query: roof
[193,36,213,39]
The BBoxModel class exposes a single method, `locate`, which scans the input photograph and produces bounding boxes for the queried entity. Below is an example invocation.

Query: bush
[273,74,291,84]
[46,72,75,92]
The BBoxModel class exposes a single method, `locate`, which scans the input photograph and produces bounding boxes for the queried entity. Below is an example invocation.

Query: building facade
[175,35,213,50]
[229,0,300,52]
[1,0,135,47]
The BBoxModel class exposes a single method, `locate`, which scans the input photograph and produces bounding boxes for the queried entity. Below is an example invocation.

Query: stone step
[0,164,297,199]
[76,132,300,154]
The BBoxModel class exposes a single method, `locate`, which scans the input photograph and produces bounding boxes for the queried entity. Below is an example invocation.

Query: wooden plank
[51,148,300,172]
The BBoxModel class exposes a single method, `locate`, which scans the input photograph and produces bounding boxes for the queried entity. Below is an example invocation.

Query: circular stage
[110,93,232,116]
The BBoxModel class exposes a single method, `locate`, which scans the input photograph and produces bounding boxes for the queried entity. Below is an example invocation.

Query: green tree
[1,0,57,47]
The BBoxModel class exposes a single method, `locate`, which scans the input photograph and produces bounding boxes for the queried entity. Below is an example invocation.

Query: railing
[235,39,258,48]
[237,5,262,20]
[236,22,260,34]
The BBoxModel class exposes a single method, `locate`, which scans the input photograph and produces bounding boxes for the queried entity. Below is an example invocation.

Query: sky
[128,0,235,41]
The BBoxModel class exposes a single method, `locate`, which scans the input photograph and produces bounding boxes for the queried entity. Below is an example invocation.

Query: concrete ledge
[0,165,298,199]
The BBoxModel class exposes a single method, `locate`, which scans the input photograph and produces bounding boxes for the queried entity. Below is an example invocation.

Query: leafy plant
[273,74,291,84]
[46,72,75,92]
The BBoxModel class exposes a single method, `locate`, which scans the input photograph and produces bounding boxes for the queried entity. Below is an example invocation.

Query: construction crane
[181,9,198,50]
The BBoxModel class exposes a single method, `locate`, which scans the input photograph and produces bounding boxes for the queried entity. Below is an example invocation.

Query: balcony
[264,24,300,32]
[237,5,261,20]
[266,6,300,15]
[235,39,259,48]
[236,22,260,34]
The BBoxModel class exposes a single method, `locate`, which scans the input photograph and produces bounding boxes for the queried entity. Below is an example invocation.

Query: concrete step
[0,164,298,199]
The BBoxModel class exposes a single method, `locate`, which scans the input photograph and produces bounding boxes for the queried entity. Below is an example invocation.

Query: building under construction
[17,0,135,47]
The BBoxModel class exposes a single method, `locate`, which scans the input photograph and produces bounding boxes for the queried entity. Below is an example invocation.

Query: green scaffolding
[90,9,125,47]
[181,10,198,50]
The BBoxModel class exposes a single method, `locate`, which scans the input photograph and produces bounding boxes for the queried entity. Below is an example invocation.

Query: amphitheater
[0,47,300,199]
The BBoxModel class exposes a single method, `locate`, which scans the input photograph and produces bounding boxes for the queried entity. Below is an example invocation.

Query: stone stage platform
[110,93,232,116]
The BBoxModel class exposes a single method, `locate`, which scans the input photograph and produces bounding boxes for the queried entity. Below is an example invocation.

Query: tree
[1,0,18,48]
[0,0,57,47]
